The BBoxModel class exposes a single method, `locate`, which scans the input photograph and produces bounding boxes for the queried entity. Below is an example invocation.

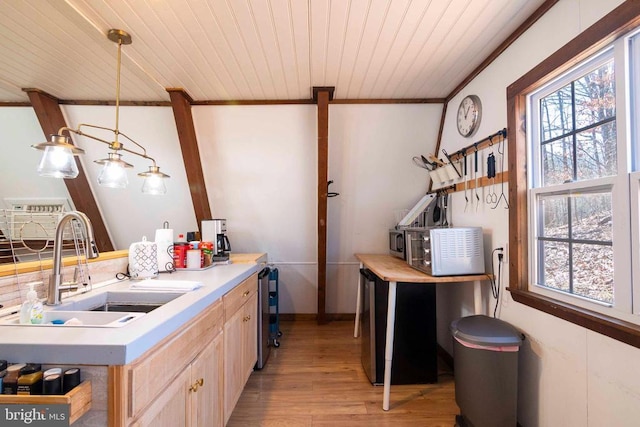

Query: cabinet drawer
[0,381,91,425]
[127,299,223,420]
[223,273,258,320]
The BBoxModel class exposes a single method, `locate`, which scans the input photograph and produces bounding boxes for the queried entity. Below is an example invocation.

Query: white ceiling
[0,0,547,103]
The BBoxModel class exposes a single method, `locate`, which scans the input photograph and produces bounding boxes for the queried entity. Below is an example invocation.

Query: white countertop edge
[0,262,261,365]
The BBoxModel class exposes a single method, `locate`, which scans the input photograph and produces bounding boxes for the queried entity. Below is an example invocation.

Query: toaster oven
[389,229,406,259]
[405,227,485,276]
[389,227,431,260]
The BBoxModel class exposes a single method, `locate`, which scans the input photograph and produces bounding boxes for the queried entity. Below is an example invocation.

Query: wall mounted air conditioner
[4,198,72,241]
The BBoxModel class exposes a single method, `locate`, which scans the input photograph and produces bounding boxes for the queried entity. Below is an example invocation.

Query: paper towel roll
[155,228,174,272]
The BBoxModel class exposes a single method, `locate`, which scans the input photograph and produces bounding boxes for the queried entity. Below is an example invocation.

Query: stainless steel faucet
[46,211,100,305]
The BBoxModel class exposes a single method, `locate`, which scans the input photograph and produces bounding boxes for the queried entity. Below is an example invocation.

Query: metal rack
[0,209,93,301]
[428,128,510,210]
[268,267,282,347]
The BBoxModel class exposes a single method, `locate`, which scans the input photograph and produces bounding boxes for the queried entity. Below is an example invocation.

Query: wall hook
[328,180,340,197]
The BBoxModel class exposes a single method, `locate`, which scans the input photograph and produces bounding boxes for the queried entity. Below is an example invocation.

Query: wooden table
[354,253,490,411]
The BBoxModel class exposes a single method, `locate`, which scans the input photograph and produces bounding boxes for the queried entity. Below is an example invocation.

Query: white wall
[193,103,441,313]
[193,104,318,313]
[327,104,441,313]
[0,108,71,209]
[437,1,639,426]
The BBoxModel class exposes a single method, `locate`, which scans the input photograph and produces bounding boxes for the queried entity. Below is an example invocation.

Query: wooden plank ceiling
[0,0,548,103]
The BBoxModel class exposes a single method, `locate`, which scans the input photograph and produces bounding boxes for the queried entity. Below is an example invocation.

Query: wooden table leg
[354,262,364,338]
[473,280,483,314]
[382,280,397,411]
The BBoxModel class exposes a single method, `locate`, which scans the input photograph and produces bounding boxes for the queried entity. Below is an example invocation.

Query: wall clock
[456,95,482,137]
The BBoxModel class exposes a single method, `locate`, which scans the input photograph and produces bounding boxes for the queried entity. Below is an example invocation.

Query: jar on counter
[2,364,25,395]
[173,242,190,269]
[201,241,214,266]
[17,366,43,395]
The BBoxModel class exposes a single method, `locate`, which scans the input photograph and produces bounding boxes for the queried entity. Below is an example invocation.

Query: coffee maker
[201,218,231,260]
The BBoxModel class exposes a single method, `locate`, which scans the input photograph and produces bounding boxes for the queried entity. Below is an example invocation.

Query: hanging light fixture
[31,29,170,195]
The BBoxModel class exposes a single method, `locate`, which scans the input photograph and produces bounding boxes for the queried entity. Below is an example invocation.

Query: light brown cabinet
[131,333,224,427]
[109,299,224,427]
[130,367,190,427]
[223,275,258,424]
[191,333,224,427]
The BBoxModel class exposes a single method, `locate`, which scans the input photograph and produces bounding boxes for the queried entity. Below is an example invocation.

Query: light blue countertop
[0,262,261,365]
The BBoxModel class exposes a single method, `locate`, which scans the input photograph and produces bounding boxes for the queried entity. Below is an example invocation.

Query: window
[507,3,640,348]
[528,49,623,312]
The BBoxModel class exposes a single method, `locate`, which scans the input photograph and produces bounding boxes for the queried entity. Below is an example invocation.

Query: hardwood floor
[228,320,460,426]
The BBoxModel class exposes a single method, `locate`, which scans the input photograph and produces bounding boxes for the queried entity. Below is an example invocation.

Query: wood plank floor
[228,320,459,426]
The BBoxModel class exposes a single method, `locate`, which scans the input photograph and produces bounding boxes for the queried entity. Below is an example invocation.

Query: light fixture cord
[114,38,122,143]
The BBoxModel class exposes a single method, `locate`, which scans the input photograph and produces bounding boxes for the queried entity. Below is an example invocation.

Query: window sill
[508,287,640,349]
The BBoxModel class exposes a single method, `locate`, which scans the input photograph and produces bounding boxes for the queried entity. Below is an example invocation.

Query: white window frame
[631,29,640,314]
[632,172,640,314]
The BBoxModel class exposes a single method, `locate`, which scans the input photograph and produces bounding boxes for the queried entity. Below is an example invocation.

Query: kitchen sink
[91,303,164,313]
[0,310,145,328]
[0,280,200,327]
[53,289,185,312]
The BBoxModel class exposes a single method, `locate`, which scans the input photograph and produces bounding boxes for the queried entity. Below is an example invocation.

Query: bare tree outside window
[535,60,616,304]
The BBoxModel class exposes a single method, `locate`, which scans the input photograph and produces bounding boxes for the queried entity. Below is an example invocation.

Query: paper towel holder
[155,221,175,273]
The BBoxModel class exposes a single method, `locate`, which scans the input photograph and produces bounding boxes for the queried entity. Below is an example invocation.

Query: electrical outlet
[501,242,508,264]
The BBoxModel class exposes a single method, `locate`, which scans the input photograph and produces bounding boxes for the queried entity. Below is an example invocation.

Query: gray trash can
[451,315,524,427]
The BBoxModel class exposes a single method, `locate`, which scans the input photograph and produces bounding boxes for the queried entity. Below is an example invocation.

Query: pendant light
[35,135,84,178]
[32,29,169,194]
[95,152,133,188]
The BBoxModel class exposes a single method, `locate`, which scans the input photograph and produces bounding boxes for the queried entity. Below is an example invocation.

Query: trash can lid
[451,315,523,347]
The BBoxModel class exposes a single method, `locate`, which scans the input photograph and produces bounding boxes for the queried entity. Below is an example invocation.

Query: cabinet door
[242,292,258,382]
[191,333,224,427]
[223,306,244,424]
[131,368,191,427]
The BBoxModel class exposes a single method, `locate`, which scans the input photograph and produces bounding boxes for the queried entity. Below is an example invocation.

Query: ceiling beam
[167,88,212,229]
[0,97,445,107]
[315,86,332,325]
[23,88,115,253]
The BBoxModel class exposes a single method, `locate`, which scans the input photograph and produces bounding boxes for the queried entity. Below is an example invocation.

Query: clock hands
[464,105,471,119]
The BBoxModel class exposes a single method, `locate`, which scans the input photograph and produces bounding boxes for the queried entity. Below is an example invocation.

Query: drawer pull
[189,378,204,392]
[243,290,251,297]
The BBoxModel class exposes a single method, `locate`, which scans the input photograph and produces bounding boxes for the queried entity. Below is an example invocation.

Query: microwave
[405,227,485,276]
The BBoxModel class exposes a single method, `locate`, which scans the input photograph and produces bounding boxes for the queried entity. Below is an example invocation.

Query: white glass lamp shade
[141,175,167,195]
[37,145,79,178]
[139,166,169,195]
[95,153,132,189]
[97,162,128,188]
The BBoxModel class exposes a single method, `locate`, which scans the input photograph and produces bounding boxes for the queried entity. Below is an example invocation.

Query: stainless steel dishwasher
[255,265,271,369]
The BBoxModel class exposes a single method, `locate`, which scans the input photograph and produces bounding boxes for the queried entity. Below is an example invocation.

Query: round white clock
[456,95,482,137]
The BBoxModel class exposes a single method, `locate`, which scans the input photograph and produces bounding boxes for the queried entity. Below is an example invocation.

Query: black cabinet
[360,269,438,385]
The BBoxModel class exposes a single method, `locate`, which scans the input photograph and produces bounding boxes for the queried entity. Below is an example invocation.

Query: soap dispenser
[29,284,43,324]
[19,282,38,324]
